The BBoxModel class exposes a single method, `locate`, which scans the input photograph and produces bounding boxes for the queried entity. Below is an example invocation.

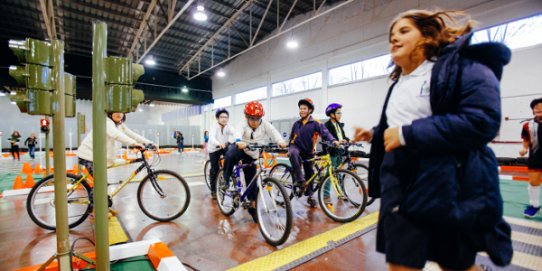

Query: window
[212,96,231,109]
[235,86,267,104]
[329,54,392,86]
[472,14,542,50]
[272,72,322,97]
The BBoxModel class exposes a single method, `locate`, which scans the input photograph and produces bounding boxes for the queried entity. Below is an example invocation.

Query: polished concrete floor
[0,151,540,270]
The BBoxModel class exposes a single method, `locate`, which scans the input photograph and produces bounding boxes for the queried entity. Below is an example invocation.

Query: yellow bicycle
[26,145,190,230]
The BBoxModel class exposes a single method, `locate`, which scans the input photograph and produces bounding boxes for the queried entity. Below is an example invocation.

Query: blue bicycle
[215,143,292,246]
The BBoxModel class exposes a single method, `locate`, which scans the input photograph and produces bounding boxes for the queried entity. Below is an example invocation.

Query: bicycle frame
[67,152,155,201]
[299,153,347,198]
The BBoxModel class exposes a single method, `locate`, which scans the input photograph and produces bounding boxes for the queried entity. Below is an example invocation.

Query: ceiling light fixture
[182,86,189,93]
[286,39,299,49]
[144,56,156,66]
[193,5,208,22]
[216,69,226,77]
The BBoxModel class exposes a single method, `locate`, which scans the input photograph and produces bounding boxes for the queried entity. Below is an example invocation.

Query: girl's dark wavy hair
[107,113,126,125]
[388,10,476,81]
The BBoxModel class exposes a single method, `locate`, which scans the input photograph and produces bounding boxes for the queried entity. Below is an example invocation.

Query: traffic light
[40,118,50,133]
[8,38,53,115]
[105,57,145,113]
[8,38,77,117]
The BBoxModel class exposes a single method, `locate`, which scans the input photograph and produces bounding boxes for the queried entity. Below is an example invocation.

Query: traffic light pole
[51,40,71,271]
[92,22,110,271]
[44,119,50,174]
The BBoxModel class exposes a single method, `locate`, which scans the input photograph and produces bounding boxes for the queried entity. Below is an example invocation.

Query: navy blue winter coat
[370,33,513,266]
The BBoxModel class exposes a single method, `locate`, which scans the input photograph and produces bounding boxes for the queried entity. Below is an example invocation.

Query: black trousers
[223,144,257,201]
[209,148,226,193]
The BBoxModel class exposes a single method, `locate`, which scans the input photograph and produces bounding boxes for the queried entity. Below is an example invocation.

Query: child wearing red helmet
[222,100,288,222]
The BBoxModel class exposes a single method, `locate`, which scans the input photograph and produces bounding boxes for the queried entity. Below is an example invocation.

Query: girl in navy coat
[354,9,512,270]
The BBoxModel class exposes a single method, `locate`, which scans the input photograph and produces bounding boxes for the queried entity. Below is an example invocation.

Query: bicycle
[334,142,375,206]
[204,156,224,190]
[26,144,191,231]
[269,142,368,222]
[215,143,292,246]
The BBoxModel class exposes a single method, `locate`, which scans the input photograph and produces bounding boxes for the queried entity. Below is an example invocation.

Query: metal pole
[45,127,50,174]
[92,22,110,271]
[51,39,71,271]
[77,112,82,172]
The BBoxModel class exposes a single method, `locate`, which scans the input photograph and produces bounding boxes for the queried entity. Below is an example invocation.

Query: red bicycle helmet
[244,101,265,117]
[298,98,314,111]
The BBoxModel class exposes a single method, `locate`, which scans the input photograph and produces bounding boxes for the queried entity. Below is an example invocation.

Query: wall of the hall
[209,0,542,157]
[0,97,200,151]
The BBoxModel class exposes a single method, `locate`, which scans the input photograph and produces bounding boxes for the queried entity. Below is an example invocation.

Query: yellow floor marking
[109,216,129,245]
[512,231,542,247]
[505,216,542,230]
[228,212,379,271]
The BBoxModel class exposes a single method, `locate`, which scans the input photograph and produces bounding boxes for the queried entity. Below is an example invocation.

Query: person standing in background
[176,131,184,153]
[24,133,38,159]
[203,130,209,160]
[519,97,542,218]
[9,131,21,161]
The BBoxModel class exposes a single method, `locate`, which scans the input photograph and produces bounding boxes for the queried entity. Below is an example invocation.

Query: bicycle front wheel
[318,169,367,222]
[204,160,212,190]
[137,170,190,222]
[350,163,375,206]
[256,177,293,246]
[215,169,236,216]
[26,173,92,230]
[268,163,293,200]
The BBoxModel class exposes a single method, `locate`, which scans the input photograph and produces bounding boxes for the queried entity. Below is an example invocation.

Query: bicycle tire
[351,162,375,206]
[318,169,367,222]
[256,177,293,246]
[137,170,190,222]
[26,173,92,230]
[268,163,294,200]
[215,169,236,216]
[204,160,212,190]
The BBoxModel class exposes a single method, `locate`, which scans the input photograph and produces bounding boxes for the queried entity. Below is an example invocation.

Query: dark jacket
[325,120,349,155]
[370,34,512,265]
[289,116,336,154]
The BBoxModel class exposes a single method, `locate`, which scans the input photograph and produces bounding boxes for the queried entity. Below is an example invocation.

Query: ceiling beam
[179,0,253,74]
[38,0,54,40]
[136,0,194,63]
[128,0,158,57]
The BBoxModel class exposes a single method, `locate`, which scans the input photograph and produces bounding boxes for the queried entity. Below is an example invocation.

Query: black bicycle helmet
[215,108,229,118]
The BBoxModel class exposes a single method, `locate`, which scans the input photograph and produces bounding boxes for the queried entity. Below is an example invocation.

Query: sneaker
[323,196,332,205]
[524,205,541,218]
[307,196,317,208]
[247,207,258,223]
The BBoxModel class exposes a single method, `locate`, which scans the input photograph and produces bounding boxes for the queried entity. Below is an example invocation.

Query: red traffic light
[40,119,49,127]
[40,118,50,133]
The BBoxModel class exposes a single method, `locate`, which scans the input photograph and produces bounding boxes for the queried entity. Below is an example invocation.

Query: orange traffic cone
[24,174,35,188]
[33,163,42,174]
[22,162,33,174]
[13,175,24,189]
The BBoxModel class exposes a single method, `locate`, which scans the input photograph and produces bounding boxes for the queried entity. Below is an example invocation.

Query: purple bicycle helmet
[325,103,342,116]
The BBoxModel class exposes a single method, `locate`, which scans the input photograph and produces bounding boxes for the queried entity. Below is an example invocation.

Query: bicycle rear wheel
[318,169,367,222]
[351,163,375,206]
[204,160,211,190]
[215,169,236,216]
[137,170,190,222]
[256,177,292,246]
[26,173,92,230]
[268,163,293,200]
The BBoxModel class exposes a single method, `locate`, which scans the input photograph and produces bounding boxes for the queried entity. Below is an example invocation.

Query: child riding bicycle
[222,101,288,223]
[288,98,338,207]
